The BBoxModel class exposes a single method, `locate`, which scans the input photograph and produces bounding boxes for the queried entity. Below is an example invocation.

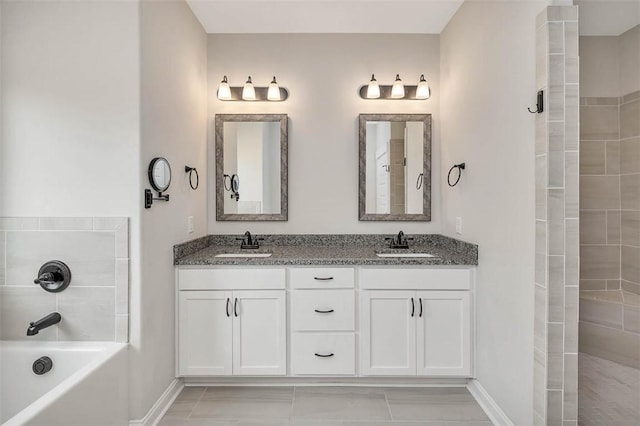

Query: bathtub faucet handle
[34,271,55,285]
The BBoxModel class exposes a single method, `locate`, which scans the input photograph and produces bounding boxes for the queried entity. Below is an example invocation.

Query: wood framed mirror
[215,114,288,221]
[359,114,431,221]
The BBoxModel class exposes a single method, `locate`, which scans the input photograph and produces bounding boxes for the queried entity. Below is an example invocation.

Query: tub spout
[27,312,61,336]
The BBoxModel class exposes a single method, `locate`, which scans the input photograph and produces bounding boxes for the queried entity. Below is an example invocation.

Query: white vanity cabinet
[290,267,356,376]
[177,269,287,377]
[359,268,472,377]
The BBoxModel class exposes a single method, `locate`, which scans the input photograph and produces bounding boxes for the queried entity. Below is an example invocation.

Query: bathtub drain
[33,356,53,375]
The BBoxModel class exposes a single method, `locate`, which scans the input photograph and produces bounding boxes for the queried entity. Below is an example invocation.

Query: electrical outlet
[455,217,463,235]
[187,216,194,233]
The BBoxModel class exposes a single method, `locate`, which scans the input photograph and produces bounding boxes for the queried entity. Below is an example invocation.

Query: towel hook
[528,90,544,113]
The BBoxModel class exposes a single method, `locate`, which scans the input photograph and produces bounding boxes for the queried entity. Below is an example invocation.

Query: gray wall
[136,0,208,421]
[207,34,441,234]
[440,1,547,424]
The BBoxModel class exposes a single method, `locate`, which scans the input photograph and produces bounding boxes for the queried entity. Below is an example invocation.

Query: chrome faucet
[237,231,264,250]
[386,231,413,249]
[27,312,61,336]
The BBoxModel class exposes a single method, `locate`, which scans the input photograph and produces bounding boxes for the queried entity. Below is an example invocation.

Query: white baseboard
[467,379,514,426]
[129,378,184,426]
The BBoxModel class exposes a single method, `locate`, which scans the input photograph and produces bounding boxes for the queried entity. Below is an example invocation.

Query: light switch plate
[455,217,463,235]
[187,216,194,233]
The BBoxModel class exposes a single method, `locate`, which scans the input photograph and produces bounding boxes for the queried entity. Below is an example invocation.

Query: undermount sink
[376,253,435,258]
[214,253,273,258]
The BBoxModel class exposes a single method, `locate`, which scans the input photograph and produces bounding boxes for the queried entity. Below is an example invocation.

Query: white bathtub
[0,341,128,425]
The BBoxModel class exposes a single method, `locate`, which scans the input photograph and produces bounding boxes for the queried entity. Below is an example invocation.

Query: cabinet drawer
[178,268,286,290]
[289,268,355,289]
[292,333,355,375]
[359,268,471,290]
[292,290,355,331]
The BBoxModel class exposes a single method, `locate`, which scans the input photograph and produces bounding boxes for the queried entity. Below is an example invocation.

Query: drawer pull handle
[314,277,334,281]
[411,297,415,317]
[226,298,230,317]
[419,298,423,318]
[234,298,239,317]
[314,353,335,358]
[314,309,334,314]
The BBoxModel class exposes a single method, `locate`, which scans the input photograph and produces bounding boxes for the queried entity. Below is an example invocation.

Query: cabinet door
[416,291,470,376]
[360,290,416,375]
[232,290,286,375]
[178,290,232,376]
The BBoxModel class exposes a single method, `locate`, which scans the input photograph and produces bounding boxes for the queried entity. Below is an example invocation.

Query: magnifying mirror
[149,157,172,193]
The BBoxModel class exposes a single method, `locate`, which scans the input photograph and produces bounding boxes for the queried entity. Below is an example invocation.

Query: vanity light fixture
[242,76,256,101]
[415,74,430,100]
[366,74,380,99]
[359,73,432,100]
[391,74,405,98]
[217,76,232,101]
[267,76,281,101]
[216,76,289,102]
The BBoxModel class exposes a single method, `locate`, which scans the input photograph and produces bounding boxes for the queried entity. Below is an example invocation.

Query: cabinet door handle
[313,277,334,281]
[226,298,230,317]
[234,298,239,317]
[314,309,334,314]
[419,298,423,318]
[411,297,415,317]
[314,353,335,358]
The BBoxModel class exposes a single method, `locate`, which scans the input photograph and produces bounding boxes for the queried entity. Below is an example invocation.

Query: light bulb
[242,76,256,101]
[217,76,231,101]
[391,74,405,99]
[267,76,281,101]
[416,74,430,100]
[366,74,380,99]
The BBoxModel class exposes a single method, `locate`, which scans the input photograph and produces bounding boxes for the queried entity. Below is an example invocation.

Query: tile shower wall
[534,5,579,426]
[579,91,640,369]
[0,217,129,342]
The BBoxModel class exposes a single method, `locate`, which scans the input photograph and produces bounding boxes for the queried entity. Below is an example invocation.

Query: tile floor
[579,352,640,426]
[158,386,492,426]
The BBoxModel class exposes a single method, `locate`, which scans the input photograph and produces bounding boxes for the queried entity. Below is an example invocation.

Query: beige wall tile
[548,23,564,54]
[584,97,619,106]
[38,217,93,230]
[58,287,115,341]
[549,189,565,255]
[622,245,640,283]
[580,279,607,290]
[565,287,579,353]
[548,322,564,354]
[0,287,57,340]
[534,350,546,419]
[621,174,640,210]
[536,252,548,286]
[549,121,565,187]
[566,153,579,218]
[536,116,548,156]
[536,220,547,254]
[620,99,640,140]
[549,54,565,89]
[621,210,640,246]
[580,176,620,210]
[607,210,621,244]
[579,298,623,329]
[547,390,563,425]
[606,141,621,175]
[549,85,565,122]
[566,85,579,150]
[547,5,578,22]
[0,232,4,286]
[566,219,579,286]
[580,211,606,244]
[535,284,548,351]
[607,280,621,290]
[621,137,640,174]
[547,353,563,390]
[565,57,578,85]
[563,353,578,421]
[580,105,619,141]
[622,90,640,104]
[549,256,565,322]
[564,21,578,58]
[579,140,605,175]
[624,304,640,334]
[580,245,620,279]
[622,280,640,295]
[579,321,640,368]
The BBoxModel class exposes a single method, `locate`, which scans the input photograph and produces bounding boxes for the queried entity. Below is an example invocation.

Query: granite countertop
[174,234,478,266]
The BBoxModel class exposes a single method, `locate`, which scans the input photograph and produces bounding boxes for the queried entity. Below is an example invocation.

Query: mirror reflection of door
[223,122,281,214]
[365,121,424,215]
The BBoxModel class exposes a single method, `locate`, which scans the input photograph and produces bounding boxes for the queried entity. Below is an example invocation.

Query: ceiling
[576,0,640,36]
[186,0,464,34]
[187,0,640,35]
